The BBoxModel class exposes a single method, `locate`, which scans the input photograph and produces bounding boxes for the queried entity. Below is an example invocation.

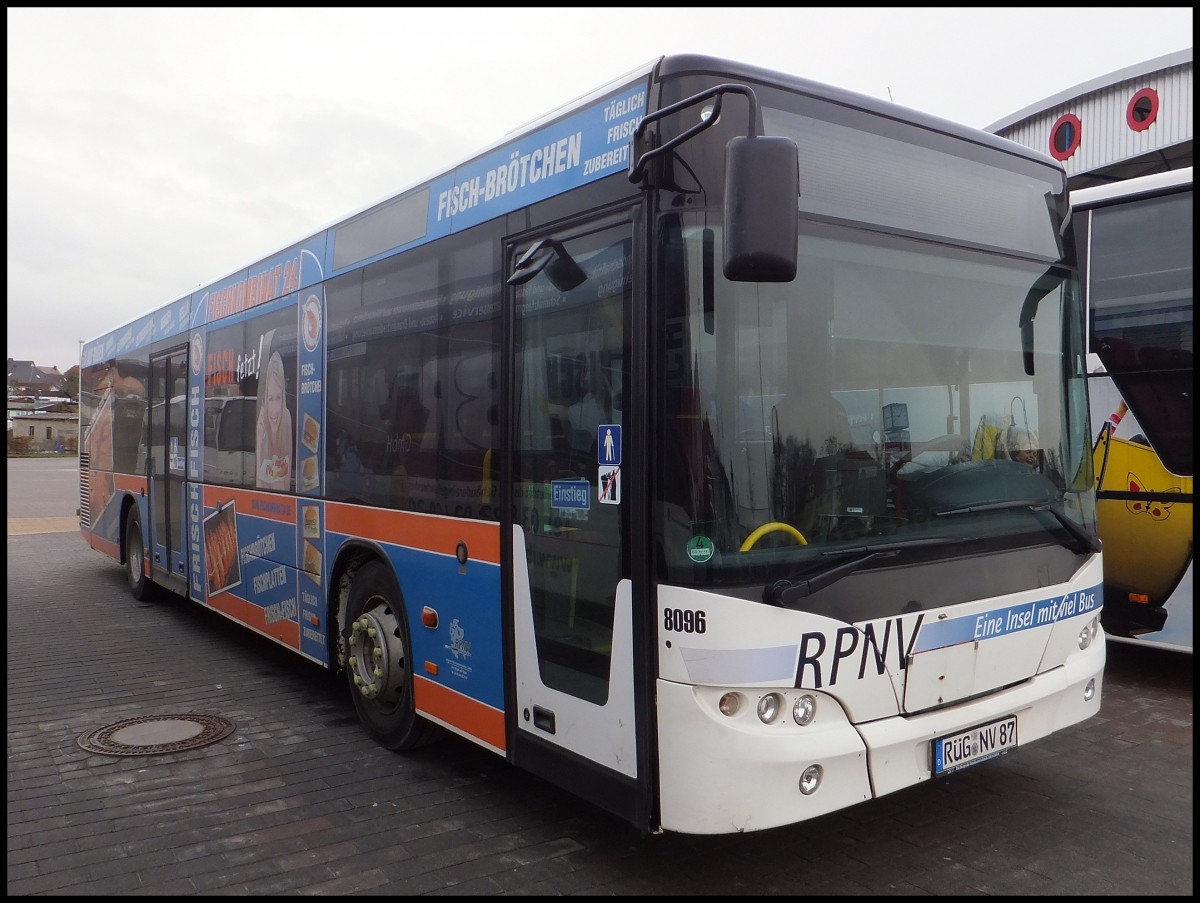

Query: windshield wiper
[935,498,1101,554]
[763,537,969,606]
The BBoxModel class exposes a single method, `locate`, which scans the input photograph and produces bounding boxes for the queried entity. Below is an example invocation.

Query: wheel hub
[348,599,405,705]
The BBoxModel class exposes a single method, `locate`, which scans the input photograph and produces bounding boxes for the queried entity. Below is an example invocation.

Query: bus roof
[652,54,1057,167]
[1071,165,1193,208]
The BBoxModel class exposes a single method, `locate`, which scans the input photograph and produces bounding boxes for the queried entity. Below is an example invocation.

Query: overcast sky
[7,7,1193,372]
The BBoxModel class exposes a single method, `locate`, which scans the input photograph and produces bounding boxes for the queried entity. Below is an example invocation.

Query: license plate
[932,715,1018,776]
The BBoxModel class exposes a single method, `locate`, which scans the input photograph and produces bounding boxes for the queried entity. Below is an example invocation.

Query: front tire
[124,507,152,601]
[342,560,441,750]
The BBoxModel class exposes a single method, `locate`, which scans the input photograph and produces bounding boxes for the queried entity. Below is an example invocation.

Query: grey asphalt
[6,458,1194,895]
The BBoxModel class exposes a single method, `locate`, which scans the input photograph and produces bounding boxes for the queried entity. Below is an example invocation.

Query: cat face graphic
[1125,472,1181,521]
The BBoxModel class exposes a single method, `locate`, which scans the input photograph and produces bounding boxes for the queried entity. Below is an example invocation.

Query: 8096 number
[664,608,706,633]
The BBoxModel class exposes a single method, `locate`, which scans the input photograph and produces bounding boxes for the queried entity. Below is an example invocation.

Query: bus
[1075,167,1193,654]
[79,54,1105,835]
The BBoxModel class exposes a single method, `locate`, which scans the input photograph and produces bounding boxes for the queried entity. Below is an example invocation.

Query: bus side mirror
[723,136,799,282]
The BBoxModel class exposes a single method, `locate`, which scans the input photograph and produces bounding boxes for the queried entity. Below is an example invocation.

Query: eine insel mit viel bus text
[79,54,1105,835]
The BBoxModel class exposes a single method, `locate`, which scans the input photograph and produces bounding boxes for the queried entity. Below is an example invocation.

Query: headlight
[792,694,817,725]
[757,692,782,723]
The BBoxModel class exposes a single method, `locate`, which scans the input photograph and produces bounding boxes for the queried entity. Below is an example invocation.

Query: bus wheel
[342,561,441,751]
[124,507,152,601]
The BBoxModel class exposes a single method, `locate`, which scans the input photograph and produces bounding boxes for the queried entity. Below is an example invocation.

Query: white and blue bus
[80,54,1105,835]
[1077,167,1193,654]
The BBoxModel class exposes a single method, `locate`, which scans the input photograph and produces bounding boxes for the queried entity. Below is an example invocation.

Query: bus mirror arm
[507,238,587,291]
[626,82,798,283]
[1020,321,1035,376]
[1017,267,1066,376]
[627,83,758,186]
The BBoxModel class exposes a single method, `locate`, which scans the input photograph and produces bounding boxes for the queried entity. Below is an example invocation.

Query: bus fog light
[757,692,782,723]
[1084,678,1096,702]
[718,692,742,716]
[799,764,823,795]
[792,694,817,725]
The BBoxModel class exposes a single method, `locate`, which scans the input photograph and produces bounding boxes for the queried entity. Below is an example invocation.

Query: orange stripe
[243,603,301,648]
[414,675,506,751]
[113,474,148,494]
[325,504,500,564]
[207,593,244,620]
[201,486,249,511]
[90,534,120,559]
[237,492,297,524]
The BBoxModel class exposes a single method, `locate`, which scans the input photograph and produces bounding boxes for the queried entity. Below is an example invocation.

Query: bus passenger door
[148,348,189,588]
[506,210,645,825]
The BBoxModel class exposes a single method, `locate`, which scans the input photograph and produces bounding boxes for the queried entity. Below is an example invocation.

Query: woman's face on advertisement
[267,373,284,427]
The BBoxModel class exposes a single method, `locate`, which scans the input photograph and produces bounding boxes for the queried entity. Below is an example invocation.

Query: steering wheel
[740,522,808,551]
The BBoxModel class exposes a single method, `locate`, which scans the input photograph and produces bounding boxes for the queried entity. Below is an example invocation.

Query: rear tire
[342,560,441,750]
[124,507,152,601]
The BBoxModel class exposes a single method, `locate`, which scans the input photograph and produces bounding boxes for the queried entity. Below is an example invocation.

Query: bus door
[506,210,646,824]
[148,348,189,588]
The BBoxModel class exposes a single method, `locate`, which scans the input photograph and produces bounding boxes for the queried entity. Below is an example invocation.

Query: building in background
[9,409,78,453]
[986,48,1191,189]
[7,359,78,452]
[7,358,69,397]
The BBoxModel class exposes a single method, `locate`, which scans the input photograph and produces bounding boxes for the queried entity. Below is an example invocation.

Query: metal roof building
[986,48,1192,190]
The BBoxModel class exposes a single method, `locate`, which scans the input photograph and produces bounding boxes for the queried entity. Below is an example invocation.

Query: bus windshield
[656,168,1094,604]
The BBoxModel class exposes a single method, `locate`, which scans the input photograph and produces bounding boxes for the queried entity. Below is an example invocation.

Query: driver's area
[653,216,1085,598]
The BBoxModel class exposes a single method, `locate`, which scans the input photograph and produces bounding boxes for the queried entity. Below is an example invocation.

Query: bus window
[203,397,256,485]
[1077,168,1193,651]
[512,221,631,706]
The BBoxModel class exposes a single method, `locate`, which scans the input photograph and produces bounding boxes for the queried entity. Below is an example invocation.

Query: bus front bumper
[655,638,1104,835]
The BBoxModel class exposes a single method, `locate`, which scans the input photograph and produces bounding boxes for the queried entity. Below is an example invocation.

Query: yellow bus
[1078,167,1193,653]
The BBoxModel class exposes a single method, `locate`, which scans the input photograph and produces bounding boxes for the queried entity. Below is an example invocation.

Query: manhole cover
[77,713,237,756]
